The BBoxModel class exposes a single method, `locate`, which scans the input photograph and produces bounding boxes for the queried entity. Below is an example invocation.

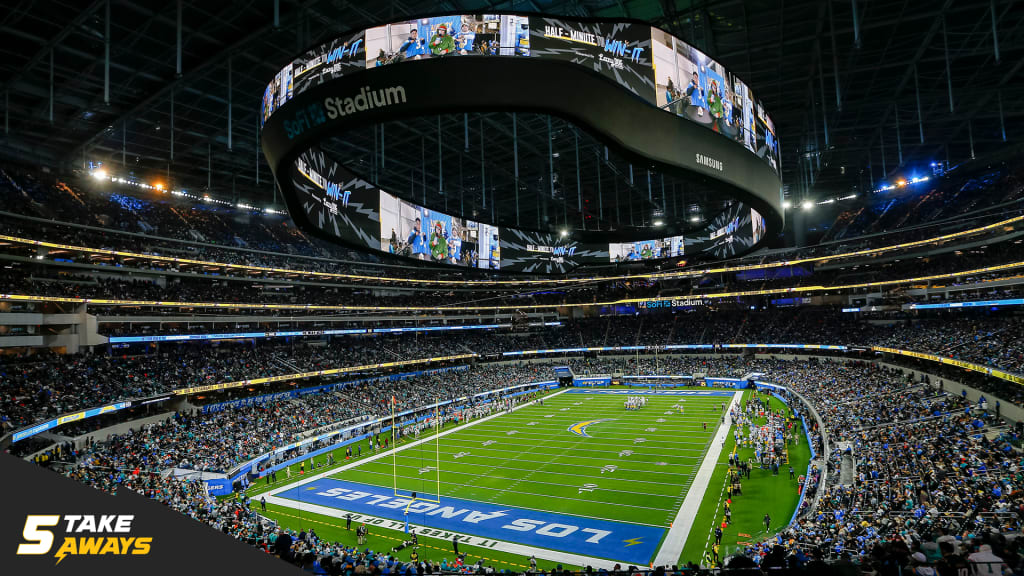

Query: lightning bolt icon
[623,538,644,547]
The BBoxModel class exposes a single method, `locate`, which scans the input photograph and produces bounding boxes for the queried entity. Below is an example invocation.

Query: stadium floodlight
[654,220,664,226]
[690,216,700,222]
[560,229,568,237]
[801,200,814,211]
[91,169,107,180]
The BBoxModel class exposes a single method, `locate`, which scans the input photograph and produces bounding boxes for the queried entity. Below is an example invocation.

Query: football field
[263,388,740,567]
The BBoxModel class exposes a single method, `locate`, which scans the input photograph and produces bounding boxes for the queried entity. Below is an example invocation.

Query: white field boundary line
[652,390,743,567]
[382,454,699,477]
[454,430,713,447]
[347,468,679,512]
[460,422,715,432]
[396,440,708,458]
[376,459,695,485]
[385,444,704,467]
[263,390,570,499]
[373,443,698,484]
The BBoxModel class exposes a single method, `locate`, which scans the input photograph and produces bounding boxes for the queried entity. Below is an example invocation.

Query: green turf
[330,392,723,531]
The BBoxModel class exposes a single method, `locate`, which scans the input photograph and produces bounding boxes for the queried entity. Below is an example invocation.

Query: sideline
[652,391,743,566]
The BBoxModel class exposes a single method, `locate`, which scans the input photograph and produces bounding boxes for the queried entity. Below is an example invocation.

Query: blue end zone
[277,477,665,564]
[565,389,735,396]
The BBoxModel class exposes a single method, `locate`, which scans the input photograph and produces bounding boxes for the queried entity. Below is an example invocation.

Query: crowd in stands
[739,359,1023,575]
[4,236,1024,310]
[5,310,1024,433]
[0,167,372,265]
[0,336,473,430]
[34,364,545,475]
[17,355,1023,575]
[820,162,1024,243]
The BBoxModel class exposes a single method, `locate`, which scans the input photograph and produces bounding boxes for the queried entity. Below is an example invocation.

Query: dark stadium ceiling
[0,0,1021,229]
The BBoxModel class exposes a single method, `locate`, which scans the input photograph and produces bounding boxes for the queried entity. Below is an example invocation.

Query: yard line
[452,429,713,447]
[376,457,695,484]
[341,469,680,514]
[488,416,722,426]
[467,417,709,428]
[653,390,744,566]
[492,411,719,420]
[378,453,697,478]
[392,442,706,462]
[384,450,699,477]
[464,424,712,436]
[350,459,683,499]
[483,417,609,508]
[452,406,602,501]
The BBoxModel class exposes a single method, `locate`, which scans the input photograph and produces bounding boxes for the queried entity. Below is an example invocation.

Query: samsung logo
[695,153,723,172]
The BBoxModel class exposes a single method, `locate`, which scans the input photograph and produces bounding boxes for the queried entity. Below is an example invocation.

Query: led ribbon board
[259,13,784,273]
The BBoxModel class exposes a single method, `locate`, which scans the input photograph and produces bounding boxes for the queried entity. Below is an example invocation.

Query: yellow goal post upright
[391,395,442,506]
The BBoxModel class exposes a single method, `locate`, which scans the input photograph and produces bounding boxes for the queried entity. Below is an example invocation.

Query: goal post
[391,396,442,504]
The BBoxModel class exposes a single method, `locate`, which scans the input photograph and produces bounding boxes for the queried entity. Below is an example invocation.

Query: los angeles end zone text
[281,478,664,564]
[267,389,739,565]
[284,86,407,140]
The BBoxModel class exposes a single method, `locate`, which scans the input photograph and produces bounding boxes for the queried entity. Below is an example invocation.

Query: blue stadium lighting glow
[905,298,1024,310]
[874,176,929,193]
[106,322,562,343]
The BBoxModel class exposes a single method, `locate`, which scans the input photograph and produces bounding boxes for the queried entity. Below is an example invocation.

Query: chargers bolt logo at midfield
[16,515,152,565]
[568,419,613,438]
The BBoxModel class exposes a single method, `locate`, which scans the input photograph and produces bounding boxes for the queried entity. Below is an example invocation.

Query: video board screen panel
[686,203,759,260]
[380,191,500,269]
[751,208,766,245]
[293,31,367,93]
[608,236,684,262]
[530,18,654,103]
[500,229,609,274]
[263,31,365,126]
[289,150,764,270]
[650,29,779,172]
[365,14,529,64]
[262,15,781,175]
[290,149,381,249]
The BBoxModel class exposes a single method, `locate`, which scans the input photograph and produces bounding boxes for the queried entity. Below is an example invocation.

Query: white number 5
[17,515,60,555]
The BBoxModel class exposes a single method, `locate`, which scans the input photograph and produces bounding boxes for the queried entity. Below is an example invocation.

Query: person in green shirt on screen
[708,80,724,132]
[429,24,455,56]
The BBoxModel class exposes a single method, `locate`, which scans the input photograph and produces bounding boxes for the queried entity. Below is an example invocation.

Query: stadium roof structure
[0,0,1020,233]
